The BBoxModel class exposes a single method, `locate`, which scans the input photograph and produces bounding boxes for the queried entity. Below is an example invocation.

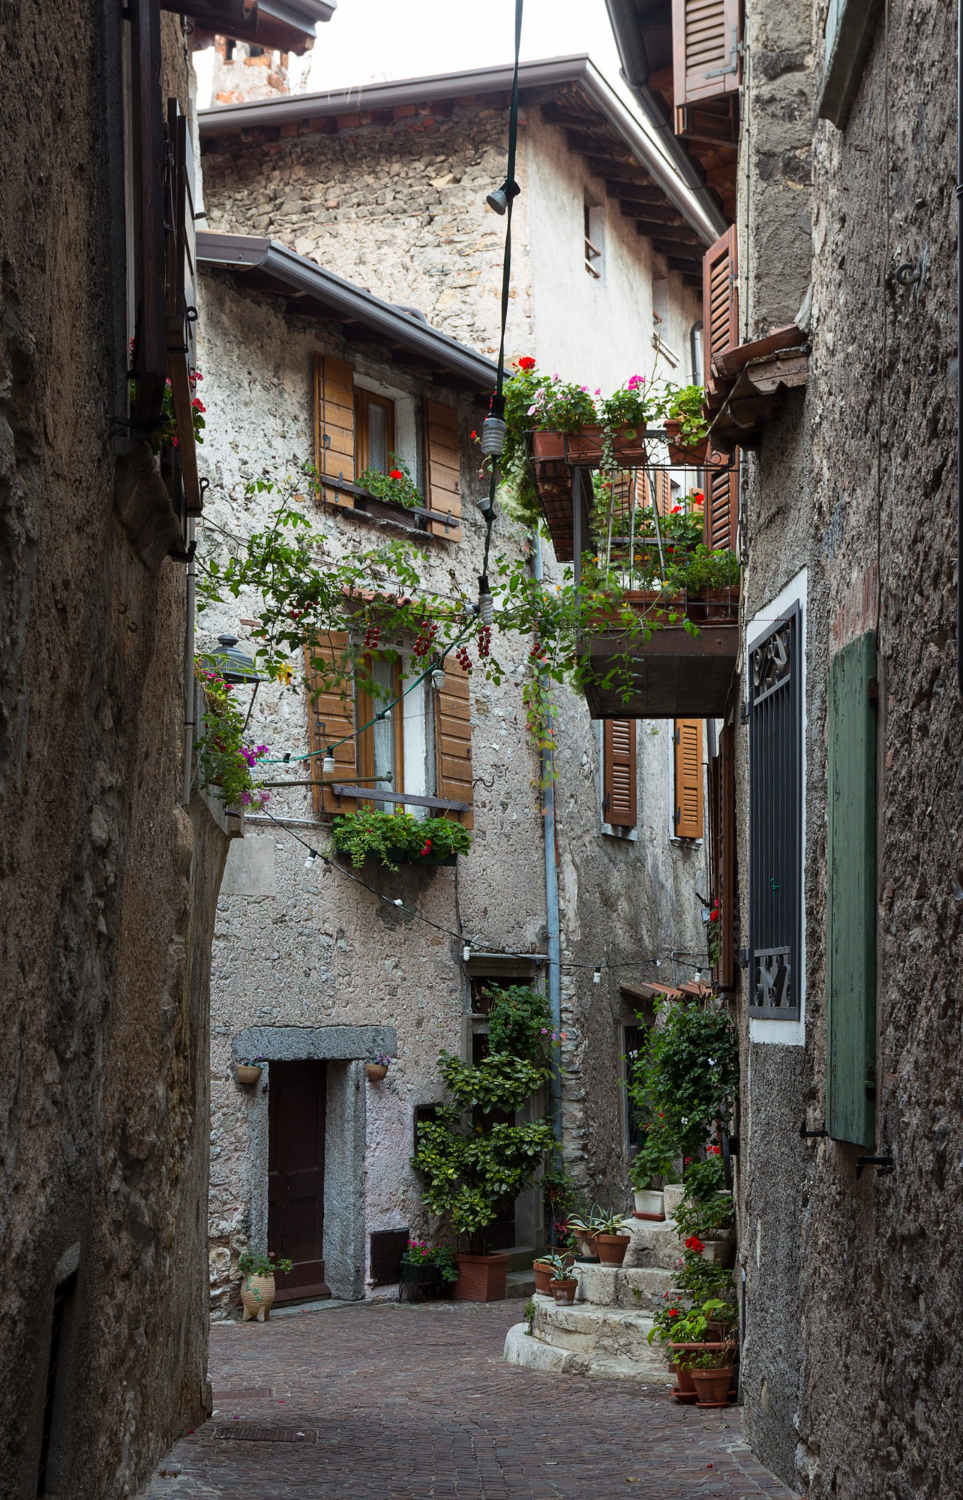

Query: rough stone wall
[0,8,233,1497]
[208,35,293,105]
[735,2,963,1496]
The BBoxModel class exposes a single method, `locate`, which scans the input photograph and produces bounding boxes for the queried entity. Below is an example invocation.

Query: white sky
[301,0,625,96]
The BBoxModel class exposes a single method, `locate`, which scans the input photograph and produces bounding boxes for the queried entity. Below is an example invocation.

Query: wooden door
[268,1061,330,1300]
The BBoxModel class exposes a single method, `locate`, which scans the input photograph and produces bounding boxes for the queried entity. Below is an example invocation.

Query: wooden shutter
[705,449,738,551]
[314,356,355,507]
[709,722,735,987]
[165,99,201,514]
[129,0,167,433]
[603,720,637,829]
[672,0,742,108]
[424,400,461,541]
[703,226,739,551]
[304,634,357,815]
[434,660,473,827]
[673,719,704,839]
[827,632,877,1148]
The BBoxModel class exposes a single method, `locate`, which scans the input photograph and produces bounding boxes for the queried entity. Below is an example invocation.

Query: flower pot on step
[701,1239,736,1268]
[549,1278,579,1305]
[632,1189,665,1220]
[596,1232,631,1267]
[573,1232,599,1261]
[452,1252,510,1302]
[670,1342,728,1394]
[692,1366,735,1406]
[240,1273,276,1322]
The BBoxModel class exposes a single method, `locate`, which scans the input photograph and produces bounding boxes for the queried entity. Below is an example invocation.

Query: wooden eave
[704,327,810,454]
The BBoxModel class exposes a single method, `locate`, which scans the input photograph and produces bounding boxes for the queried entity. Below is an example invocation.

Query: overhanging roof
[172,0,335,53]
[198,54,719,247]
[197,231,500,392]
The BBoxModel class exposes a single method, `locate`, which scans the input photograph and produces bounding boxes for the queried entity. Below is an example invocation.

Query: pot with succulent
[566,1208,605,1262]
[544,1252,579,1305]
[533,1249,575,1295]
[238,1248,293,1322]
[365,1052,392,1083]
[236,1056,265,1086]
[593,1209,632,1266]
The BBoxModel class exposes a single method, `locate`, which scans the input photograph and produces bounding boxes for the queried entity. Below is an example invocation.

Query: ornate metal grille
[748,605,802,1019]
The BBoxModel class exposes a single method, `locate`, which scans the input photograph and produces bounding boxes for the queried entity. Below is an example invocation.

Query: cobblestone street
[144,1302,793,1500]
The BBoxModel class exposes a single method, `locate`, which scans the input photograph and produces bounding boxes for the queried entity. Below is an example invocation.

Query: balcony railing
[526,430,740,718]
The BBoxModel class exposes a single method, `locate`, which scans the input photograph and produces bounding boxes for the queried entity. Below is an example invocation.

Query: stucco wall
[735,1,963,1496]
[0,9,232,1498]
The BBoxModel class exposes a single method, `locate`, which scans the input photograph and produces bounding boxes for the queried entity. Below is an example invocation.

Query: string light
[593,966,602,984]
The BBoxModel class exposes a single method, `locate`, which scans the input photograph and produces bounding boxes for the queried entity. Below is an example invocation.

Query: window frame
[357,655,405,796]
[354,387,396,477]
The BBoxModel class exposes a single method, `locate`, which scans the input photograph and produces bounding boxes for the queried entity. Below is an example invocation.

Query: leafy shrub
[332,808,472,869]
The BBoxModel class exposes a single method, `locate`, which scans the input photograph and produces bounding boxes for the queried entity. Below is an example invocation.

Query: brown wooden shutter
[703,226,739,551]
[424,400,461,540]
[165,99,201,515]
[129,0,167,433]
[603,719,637,829]
[314,356,355,507]
[705,450,738,551]
[304,634,357,815]
[709,722,735,987]
[672,0,741,108]
[673,718,704,839]
[434,660,473,827]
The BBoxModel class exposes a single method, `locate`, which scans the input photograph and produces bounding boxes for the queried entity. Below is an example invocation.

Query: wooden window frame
[354,388,396,477]
[357,656,405,797]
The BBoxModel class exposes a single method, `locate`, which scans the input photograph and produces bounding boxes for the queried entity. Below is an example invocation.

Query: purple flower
[241,791,252,804]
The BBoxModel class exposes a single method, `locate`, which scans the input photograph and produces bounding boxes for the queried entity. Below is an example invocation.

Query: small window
[358,655,404,795]
[691,320,704,387]
[602,719,637,830]
[354,388,395,476]
[584,194,605,280]
[652,278,681,367]
[623,1023,647,1149]
[817,0,883,130]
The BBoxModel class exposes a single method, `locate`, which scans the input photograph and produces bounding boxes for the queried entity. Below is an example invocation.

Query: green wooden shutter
[826,631,877,1148]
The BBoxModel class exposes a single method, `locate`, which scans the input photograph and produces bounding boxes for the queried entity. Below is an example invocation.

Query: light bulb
[304,849,318,869]
[323,751,336,774]
[431,666,447,692]
[480,416,507,457]
[694,968,703,983]
[392,898,404,908]
[462,945,471,962]
[593,966,602,984]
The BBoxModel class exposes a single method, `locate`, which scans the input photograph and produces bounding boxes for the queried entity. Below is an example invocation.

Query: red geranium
[389,468,404,480]
[517,356,537,371]
[692,490,704,505]
[684,1235,705,1254]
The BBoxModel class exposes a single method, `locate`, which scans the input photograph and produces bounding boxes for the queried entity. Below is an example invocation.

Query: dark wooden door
[268,1060,330,1300]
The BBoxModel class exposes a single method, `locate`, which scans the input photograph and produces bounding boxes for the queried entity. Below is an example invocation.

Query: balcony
[527,431,740,719]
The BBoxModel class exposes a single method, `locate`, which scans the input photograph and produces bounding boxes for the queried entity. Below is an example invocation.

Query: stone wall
[735,2,963,1496]
[0,9,234,1497]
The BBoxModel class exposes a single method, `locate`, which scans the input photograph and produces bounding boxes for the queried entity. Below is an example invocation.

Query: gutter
[197,232,500,391]
[198,53,716,243]
[532,534,563,1144]
[602,0,730,240]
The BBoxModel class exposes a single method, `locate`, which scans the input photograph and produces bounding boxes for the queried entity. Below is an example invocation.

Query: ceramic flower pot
[240,1273,276,1322]
[549,1278,578,1304]
[365,1063,389,1082]
[596,1232,631,1266]
[235,1065,262,1086]
[452,1252,510,1302]
[701,1239,736,1267]
[632,1189,665,1220]
[664,419,709,464]
[670,1342,728,1394]
[533,1254,573,1295]
[573,1231,599,1261]
[691,1366,734,1406]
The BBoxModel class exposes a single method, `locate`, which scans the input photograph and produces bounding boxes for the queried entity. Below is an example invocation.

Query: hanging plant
[194,663,270,809]
[331,808,473,869]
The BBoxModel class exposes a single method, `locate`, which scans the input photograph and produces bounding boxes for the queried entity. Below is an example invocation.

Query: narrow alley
[145,1303,792,1500]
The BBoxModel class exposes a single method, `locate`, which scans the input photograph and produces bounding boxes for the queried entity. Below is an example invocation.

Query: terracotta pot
[691,1366,734,1406]
[452,1251,510,1302]
[670,1341,728,1394]
[236,1065,262,1086]
[665,419,709,464]
[596,1232,631,1266]
[533,1259,552,1296]
[240,1273,276,1322]
[672,1387,699,1403]
[632,1189,665,1220]
[549,1278,578,1304]
[573,1232,599,1261]
[364,1062,389,1082]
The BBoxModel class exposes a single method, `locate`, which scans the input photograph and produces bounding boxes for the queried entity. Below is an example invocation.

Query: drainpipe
[532,533,562,1141]
[182,518,197,806]
[957,0,963,699]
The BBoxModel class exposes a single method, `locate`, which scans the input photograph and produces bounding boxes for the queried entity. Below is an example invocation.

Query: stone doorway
[268,1060,330,1302]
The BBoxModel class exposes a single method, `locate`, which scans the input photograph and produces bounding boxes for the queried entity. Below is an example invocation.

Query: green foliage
[627,996,739,1155]
[666,383,710,448]
[628,1114,679,1190]
[523,1297,537,1335]
[484,984,554,1061]
[438,1051,548,1115]
[541,1252,575,1283]
[331,808,472,869]
[675,1152,735,1240]
[675,1245,735,1306]
[237,1248,293,1278]
[402,1240,460,1283]
[194,665,269,809]
[541,1159,578,1210]
[355,452,423,510]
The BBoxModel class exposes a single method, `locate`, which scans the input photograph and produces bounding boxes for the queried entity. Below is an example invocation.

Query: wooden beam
[606,180,665,204]
[638,222,703,246]
[620,201,687,227]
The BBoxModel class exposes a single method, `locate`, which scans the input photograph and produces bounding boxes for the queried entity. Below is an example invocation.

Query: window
[748,604,802,1019]
[690,319,704,386]
[584,194,605,279]
[602,719,637,831]
[652,277,680,367]
[673,719,704,839]
[817,0,883,129]
[354,387,395,476]
[623,1023,647,1149]
[358,655,403,793]
[708,721,736,987]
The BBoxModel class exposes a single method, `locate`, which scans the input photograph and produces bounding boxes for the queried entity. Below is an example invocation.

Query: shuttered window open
[129,0,167,434]
[708,722,736,988]
[603,720,637,829]
[304,634,358,816]
[434,659,473,826]
[314,356,355,507]
[703,226,739,552]
[826,632,877,1147]
[673,719,704,839]
[672,0,742,108]
[165,99,201,516]
[424,400,461,541]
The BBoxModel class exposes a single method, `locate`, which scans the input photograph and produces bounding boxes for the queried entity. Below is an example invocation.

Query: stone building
[195,57,720,1310]
[607,1,963,1496]
[0,1,317,1495]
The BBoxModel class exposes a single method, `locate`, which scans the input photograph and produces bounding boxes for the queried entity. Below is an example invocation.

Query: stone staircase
[503,1216,684,1385]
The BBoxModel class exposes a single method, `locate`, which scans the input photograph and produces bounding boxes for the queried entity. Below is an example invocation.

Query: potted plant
[540,1159,577,1212]
[664,383,710,463]
[332,808,473,871]
[679,1341,737,1407]
[399,1240,460,1297]
[594,1209,632,1266]
[566,1209,605,1262]
[365,1052,391,1082]
[533,1249,574,1295]
[545,1253,579,1305]
[236,1056,265,1086]
[412,988,555,1302]
[237,1248,293,1322]
[628,1114,678,1219]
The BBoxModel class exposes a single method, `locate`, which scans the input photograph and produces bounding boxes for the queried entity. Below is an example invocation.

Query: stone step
[503,1300,669,1386]
[574,1264,677,1311]
[505,1245,541,1274]
[622,1216,687,1271]
[505,1270,536,1300]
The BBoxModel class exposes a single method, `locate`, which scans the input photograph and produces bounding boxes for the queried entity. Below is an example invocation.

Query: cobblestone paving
[143,1302,795,1500]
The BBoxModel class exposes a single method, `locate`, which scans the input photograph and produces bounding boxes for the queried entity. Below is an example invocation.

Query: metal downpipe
[532,533,562,1142]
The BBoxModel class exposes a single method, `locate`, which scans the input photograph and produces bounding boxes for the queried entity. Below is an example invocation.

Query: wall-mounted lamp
[486,178,521,215]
